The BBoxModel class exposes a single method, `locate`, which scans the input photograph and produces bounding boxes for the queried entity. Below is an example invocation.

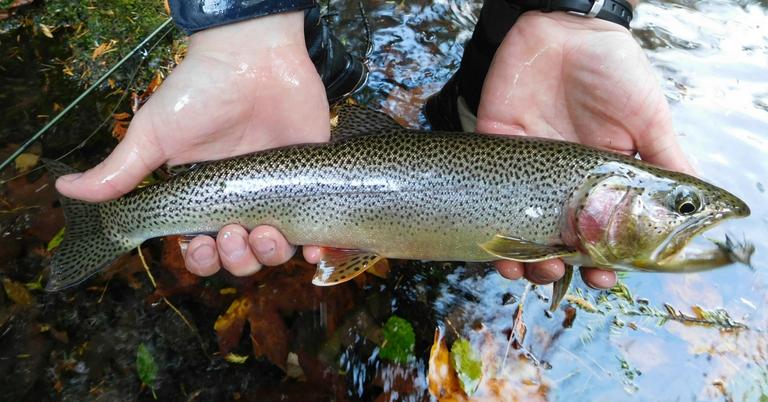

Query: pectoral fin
[312,248,383,286]
[549,265,574,312]
[480,235,577,262]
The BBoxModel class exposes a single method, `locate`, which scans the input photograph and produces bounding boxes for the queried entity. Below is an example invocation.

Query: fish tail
[43,159,139,291]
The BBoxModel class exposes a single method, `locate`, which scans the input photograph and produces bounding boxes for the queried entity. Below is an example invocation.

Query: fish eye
[671,187,702,215]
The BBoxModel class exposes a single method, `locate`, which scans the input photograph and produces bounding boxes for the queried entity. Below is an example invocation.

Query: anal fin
[312,248,383,286]
[480,234,577,262]
[549,265,574,312]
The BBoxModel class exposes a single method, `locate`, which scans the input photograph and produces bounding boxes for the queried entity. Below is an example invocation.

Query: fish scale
[44,105,749,292]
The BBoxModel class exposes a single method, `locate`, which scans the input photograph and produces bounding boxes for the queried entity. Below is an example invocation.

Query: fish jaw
[561,162,752,273]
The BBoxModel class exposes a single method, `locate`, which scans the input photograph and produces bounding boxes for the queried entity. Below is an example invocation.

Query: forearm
[188,12,306,60]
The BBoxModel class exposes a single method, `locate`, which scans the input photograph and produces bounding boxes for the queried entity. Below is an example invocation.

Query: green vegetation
[136,343,159,398]
[4,0,182,91]
[450,337,482,395]
[379,315,415,364]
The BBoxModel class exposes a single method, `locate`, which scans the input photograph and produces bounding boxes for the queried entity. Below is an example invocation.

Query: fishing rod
[0,17,174,173]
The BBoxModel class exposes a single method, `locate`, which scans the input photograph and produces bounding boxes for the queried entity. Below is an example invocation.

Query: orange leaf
[214,296,251,354]
[91,41,115,60]
[428,327,467,402]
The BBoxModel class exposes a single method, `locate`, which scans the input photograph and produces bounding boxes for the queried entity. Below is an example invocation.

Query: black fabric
[425,0,633,130]
[304,7,368,103]
[512,0,633,29]
[169,0,317,34]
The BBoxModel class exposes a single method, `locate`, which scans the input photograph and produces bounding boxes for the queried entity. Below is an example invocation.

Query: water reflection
[333,0,768,399]
[0,0,766,399]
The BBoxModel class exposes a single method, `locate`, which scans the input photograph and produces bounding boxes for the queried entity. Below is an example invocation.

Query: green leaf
[46,227,66,251]
[379,316,415,364]
[450,338,482,395]
[136,343,158,398]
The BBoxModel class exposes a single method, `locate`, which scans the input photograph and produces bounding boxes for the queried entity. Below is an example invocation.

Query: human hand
[476,12,694,289]
[54,12,329,277]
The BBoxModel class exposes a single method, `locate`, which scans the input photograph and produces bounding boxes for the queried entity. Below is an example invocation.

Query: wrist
[188,12,307,61]
[521,8,629,33]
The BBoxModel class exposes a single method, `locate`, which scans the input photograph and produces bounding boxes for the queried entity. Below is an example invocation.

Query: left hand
[477,12,693,288]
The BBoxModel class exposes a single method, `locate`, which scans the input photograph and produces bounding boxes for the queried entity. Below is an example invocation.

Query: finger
[217,224,262,276]
[494,260,524,280]
[184,235,221,276]
[580,267,617,289]
[248,225,296,266]
[55,116,165,202]
[524,259,565,285]
[635,106,696,175]
[302,246,322,264]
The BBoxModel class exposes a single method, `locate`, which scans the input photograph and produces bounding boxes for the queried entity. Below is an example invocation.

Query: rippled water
[1,0,767,400]
[335,0,768,399]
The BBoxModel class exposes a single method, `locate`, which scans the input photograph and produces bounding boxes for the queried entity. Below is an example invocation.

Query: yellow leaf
[3,278,35,306]
[39,23,53,38]
[47,227,66,251]
[14,152,39,173]
[428,327,467,401]
[91,41,115,60]
[224,353,249,364]
[219,287,237,295]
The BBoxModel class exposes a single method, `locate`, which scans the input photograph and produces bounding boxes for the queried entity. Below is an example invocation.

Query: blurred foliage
[450,338,482,395]
[1,0,181,91]
[136,343,158,398]
[379,315,415,364]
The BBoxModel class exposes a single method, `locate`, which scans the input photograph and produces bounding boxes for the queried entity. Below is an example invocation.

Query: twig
[137,246,157,288]
[501,283,530,371]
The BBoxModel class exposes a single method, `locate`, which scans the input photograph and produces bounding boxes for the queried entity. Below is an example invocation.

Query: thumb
[634,107,696,176]
[55,118,165,202]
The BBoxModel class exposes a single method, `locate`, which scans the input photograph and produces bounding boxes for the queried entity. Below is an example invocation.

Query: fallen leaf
[3,278,34,306]
[224,353,249,364]
[91,41,116,60]
[136,343,158,398]
[46,227,65,251]
[451,338,483,396]
[39,23,53,38]
[379,316,415,364]
[14,152,39,173]
[428,327,466,401]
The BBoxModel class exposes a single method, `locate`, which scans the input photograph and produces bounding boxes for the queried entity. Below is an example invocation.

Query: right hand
[55,12,328,277]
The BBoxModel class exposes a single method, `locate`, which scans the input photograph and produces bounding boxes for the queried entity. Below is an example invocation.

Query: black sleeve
[169,0,317,34]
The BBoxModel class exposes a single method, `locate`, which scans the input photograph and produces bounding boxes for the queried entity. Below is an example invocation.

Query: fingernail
[254,238,276,256]
[59,173,83,182]
[191,244,215,264]
[220,231,246,259]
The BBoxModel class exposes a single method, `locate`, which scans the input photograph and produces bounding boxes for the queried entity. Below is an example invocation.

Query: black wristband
[510,0,633,29]
[169,0,317,35]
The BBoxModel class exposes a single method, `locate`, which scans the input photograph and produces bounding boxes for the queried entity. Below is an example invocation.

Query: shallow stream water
[1,0,767,400]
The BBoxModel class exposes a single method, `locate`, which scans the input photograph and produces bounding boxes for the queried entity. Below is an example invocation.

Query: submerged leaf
[224,353,249,364]
[451,338,483,396]
[428,327,465,401]
[136,343,158,397]
[379,316,415,364]
[46,227,65,251]
[2,278,34,306]
[14,152,39,172]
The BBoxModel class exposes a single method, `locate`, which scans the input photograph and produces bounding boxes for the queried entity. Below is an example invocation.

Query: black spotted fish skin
[47,108,746,292]
[105,132,644,260]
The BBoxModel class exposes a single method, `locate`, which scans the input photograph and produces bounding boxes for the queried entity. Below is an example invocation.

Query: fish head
[564,162,749,271]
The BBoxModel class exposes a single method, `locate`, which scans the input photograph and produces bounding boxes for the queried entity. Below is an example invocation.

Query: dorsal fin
[330,103,402,140]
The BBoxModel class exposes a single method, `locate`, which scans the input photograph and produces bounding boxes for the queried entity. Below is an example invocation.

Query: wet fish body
[47,106,750,293]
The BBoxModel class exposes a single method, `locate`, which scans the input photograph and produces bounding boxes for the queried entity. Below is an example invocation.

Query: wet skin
[55,6,690,289]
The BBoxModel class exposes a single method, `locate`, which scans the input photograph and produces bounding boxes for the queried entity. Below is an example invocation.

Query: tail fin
[43,159,139,291]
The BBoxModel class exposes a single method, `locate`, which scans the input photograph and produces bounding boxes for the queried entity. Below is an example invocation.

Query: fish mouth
[652,206,749,267]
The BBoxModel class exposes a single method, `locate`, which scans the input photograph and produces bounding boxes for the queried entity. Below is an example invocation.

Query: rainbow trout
[46,105,751,308]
